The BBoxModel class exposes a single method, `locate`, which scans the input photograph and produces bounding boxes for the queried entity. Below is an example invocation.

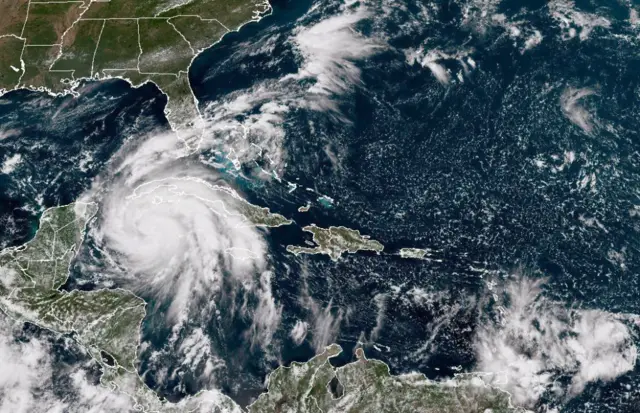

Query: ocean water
[1,0,640,411]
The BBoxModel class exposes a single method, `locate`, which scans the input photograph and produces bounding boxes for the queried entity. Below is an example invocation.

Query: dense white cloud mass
[72,2,385,383]
[98,175,269,322]
[474,277,637,407]
[0,316,247,413]
[287,5,381,111]
[0,318,59,412]
[74,113,283,391]
[50,1,387,396]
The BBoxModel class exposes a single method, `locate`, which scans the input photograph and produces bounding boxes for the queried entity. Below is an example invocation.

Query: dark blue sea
[1,0,640,411]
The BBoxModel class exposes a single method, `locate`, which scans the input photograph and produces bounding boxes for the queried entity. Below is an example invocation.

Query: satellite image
[0,0,639,412]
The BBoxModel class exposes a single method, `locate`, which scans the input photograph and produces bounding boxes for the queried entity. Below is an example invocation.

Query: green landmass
[0,36,24,90]
[138,19,194,73]
[248,344,526,413]
[237,200,293,227]
[168,16,228,52]
[399,248,430,259]
[0,1,29,37]
[22,2,84,45]
[129,177,293,229]
[152,72,203,141]
[0,3,523,412]
[50,18,104,77]
[98,366,243,413]
[19,45,67,90]
[0,0,270,142]
[0,204,525,412]
[0,200,284,412]
[0,203,145,370]
[93,19,140,71]
[287,225,384,261]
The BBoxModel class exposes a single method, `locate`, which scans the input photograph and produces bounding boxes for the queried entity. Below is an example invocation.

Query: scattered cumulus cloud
[201,0,383,173]
[474,276,637,407]
[0,317,135,413]
[406,48,477,85]
[549,0,611,41]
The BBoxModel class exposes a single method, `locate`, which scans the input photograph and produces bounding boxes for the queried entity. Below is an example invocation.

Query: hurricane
[75,126,283,393]
[2,0,640,411]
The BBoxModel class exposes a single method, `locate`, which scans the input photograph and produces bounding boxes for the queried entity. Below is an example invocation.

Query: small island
[287,224,384,261]
[0,203,527,412]
[399,247,430,259]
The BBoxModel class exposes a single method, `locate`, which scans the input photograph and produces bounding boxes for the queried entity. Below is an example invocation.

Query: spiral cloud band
[100,176,270,321]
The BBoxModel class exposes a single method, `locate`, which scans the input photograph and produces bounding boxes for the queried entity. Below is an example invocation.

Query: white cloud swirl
[76,125,284,389]
[94,171,273,325]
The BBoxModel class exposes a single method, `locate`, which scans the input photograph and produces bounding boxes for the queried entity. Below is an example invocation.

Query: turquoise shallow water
[1,0,640,411]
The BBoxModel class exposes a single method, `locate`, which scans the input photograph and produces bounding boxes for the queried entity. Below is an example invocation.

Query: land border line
[22,11,229,77]
[0,34,26,40]
[44,0,91,73]
[100,67,139,72]
[166,19,195,54]
[4,1,273,156]
[90,19,106,77]
[20,0,32,38]
[212,18,231,32]
[153,0,191,17]
[136,18,142,72]
[137,71,181,77]
[78,14,229,22]
[16,0,33,88]
[30,1,85,4]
